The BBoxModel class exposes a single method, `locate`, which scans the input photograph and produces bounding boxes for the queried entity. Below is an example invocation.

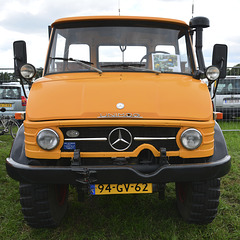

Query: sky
[0,0,239,69]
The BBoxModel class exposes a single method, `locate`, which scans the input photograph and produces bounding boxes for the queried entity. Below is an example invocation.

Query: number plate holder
[90,183,152,195]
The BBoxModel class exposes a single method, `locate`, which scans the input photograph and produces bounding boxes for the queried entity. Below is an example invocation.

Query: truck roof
[51,16,188,28]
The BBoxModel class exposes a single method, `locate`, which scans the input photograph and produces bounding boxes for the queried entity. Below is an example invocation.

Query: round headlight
[37,129,59,150]
[20,64,36,80]
[206,66,220,81]
[181,128,202,150]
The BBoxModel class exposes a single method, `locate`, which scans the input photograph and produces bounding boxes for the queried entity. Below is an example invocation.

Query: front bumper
[6,155,231,184]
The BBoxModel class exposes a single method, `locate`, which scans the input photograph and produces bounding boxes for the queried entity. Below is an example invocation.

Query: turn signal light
[15,112,25,120]
[213,112,223,120]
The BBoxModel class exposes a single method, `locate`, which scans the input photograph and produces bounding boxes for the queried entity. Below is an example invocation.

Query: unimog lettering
[6,15,231,228]
[99,113,142,118]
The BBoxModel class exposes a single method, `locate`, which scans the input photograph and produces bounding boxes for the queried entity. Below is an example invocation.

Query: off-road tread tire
[176,178,220,224]
[19,183,68,228]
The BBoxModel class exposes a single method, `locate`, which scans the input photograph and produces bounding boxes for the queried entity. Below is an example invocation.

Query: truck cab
[6,16,230,228]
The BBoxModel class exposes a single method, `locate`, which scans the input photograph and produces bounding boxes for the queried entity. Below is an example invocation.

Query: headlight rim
[37,128,60,151]
[180,128,202,150]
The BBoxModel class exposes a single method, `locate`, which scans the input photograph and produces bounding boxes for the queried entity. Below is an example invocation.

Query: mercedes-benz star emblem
[116,103,124,109]
[108,128,132,151]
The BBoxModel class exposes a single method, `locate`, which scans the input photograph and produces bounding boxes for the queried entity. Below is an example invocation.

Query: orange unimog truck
[6,16,231,228]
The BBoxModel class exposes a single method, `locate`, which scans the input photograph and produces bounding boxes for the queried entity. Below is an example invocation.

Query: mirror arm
[211,78,220,100]
[19,77,28,99]
[219,57,224,70]
[210,57,224,99]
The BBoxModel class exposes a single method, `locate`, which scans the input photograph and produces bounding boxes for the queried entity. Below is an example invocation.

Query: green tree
[0,72,15,83]
[227,64,240,76]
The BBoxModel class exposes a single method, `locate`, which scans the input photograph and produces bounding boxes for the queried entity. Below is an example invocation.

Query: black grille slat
[60,127,179,152]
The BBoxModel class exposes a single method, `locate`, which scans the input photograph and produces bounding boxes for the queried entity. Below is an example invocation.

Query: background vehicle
[6,16,230,228]
[215,76,240,119]
[0,82,29,118]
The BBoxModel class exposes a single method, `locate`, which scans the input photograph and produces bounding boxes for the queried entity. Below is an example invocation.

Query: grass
[218,120,240,131]
[0,126,240,240]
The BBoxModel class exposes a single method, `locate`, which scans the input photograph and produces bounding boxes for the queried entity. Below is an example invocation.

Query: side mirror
[13,40,27,77]
[212,44,228,79]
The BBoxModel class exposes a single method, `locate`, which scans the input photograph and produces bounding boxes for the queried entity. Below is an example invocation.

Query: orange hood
[26,72,212,121]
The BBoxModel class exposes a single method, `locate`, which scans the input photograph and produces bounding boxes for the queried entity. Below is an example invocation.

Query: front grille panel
[60,127,180,152]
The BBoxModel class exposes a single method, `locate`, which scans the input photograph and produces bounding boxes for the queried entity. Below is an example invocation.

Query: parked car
[215,76,240,119]
[0,82,29,117]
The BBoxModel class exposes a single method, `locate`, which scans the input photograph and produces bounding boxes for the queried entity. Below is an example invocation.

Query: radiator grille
[60,127,180,152]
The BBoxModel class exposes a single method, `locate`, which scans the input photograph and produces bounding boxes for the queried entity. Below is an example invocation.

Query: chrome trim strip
[65,138,107,141]
[65,137,176,141]
[134,137,176,141]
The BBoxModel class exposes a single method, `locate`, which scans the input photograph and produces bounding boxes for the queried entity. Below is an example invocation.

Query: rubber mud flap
[209,122,229,162]
[9,125,29,165]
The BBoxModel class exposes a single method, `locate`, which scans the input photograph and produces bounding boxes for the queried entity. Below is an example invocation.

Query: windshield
[46,24,193,75]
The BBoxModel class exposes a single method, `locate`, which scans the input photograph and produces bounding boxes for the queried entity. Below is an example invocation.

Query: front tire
[176,178,220,224]
[19,183,68,228]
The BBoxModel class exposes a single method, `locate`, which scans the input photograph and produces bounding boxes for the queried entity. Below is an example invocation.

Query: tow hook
[159,148,169,165]
[71,149,97,184]
[74,168,97,185]
[71,149,81,166]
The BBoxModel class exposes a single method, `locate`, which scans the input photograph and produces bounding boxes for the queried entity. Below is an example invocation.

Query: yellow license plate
[90,183,152,195]
[0,103,12,107]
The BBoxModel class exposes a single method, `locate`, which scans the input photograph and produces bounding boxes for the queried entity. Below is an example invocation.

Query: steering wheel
[140,51,170,64]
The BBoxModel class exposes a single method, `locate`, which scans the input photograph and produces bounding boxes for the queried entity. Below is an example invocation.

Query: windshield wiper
[50,57,102,74]
[101,63,145,68]
[100,63,161,75]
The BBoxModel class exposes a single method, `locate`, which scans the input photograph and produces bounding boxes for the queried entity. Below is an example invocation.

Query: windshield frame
[44,19,196,76]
